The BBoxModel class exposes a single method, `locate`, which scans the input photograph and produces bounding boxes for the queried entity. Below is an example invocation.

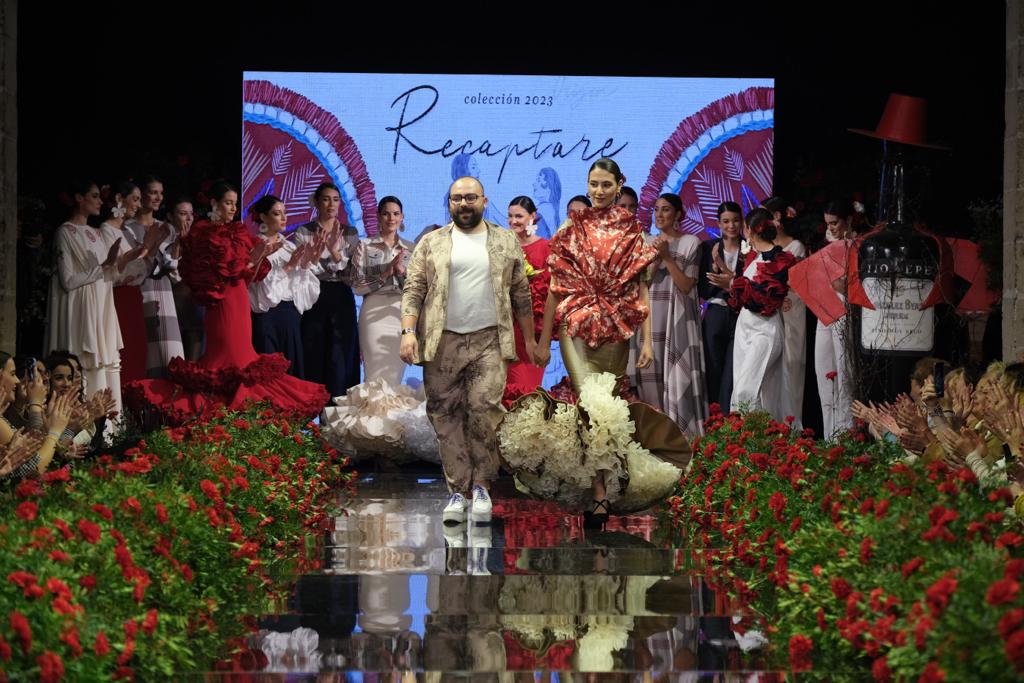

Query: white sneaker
[442,493,468,525]
[469,485,492,524]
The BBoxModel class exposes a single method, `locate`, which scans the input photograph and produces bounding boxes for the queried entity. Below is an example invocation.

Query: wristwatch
[401,327,416,335]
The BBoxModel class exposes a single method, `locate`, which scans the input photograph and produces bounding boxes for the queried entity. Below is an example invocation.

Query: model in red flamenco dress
[124,216,328,424]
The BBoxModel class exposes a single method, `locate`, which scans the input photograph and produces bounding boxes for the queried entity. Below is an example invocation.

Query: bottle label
[860,277,935,352]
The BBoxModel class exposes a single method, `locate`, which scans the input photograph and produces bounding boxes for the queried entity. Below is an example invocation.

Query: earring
[111,202,126,219]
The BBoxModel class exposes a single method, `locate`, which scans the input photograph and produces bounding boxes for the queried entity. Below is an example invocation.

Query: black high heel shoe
[584,498,610,529]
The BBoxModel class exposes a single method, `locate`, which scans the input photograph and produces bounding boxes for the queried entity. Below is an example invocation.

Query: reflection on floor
[203,468,783,678]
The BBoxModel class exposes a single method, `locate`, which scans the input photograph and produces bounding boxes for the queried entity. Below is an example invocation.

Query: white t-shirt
[444,228,497,333]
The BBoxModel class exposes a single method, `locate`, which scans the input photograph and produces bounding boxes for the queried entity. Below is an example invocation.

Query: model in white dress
[726,215,797,422]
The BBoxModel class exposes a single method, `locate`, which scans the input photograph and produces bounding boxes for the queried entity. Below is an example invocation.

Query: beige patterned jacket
[401,221,533,364]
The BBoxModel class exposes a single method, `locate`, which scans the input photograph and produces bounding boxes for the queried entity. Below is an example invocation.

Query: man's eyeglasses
[449,194,480,205]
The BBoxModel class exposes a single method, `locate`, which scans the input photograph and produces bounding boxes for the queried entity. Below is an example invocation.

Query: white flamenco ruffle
[576,616,631,672]
[320,379,439,463]
[499,372,680,511]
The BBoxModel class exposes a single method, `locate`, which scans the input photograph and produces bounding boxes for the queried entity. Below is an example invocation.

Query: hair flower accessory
[525,221,538,237]
[111,202,126,220]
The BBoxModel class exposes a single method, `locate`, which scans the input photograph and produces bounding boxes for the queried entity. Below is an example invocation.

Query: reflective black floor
[196,468,783,679]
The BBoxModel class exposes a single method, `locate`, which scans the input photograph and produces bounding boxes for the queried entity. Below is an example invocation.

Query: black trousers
[300,280,360,398]
[252,300,305,379]
[703,303,738,410]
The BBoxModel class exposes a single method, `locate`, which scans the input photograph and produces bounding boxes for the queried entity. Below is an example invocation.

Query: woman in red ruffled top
[503,195,551,401]
[124,181,328,424]
[533,158,663,522]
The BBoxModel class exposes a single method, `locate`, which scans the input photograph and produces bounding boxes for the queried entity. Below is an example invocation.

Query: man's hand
[399,333,419,365]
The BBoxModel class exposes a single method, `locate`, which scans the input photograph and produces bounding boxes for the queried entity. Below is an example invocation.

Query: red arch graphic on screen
[243,79,379,235]
[640,86,775,235]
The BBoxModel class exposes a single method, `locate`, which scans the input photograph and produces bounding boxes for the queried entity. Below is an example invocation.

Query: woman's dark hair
[745,207,777,242]
[100,179,139,221]
[762,196,786,216]
[137,174,163,191]
[313,182,341,201]
[588,157,624,183]
[377,196,403,213]
[508,195,537,214]
[824,199,855,220]
[763,196,792,236]
[69,179,97,200]
[251,194,283,220]
[657,193,684,215]
[717,201,742,218]
[169,195,193,210]
[620,186,638,202]
[45,352,74,374]
[567,194,591,210]
[110,179,138,203]
[209,180,237,202]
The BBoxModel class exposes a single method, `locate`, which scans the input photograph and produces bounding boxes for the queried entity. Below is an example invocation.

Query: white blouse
[45,222,121,368]
[248,237,322,314]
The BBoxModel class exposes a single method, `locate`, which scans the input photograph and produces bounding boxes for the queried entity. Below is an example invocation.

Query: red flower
[1006,629,1024,672]
[60,627,83,657]
[37,650,65,683]
[1006,558,1024,581]
[918,662,946,683]
[871,655,892,682]
[902,557,925,578]
[914,616,933,650]
[123,497,142,516]
[91,503,114,521]
[768,491,787,521]
[831,577,853,600]
[42,467,71,484]
[15,501,38,521]
[155,503,169,524]
[8,571,40,598]
[51,597,78,616]
[826,370,838,381]
[77,518,102,544]
[10,611,31,654]
[0,634,10,661]
[999,609,1024,639]
[142,609,158,636]
[997,532,1024,549]
[46,578,72,600]
[52,518,74,541]
[986,578,1021,606]
[788,634,813,672]
[200,479,221,501]
[48,549,71,562]
[925,572,958,617]
[79,575,97,591]
[15,478,42,498]
[816,607,827,630]
[859,537,875,564]
[990,487,1015,504]
[94,631,111,656]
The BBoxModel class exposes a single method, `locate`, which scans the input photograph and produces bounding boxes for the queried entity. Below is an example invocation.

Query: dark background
[18,4,1006,225]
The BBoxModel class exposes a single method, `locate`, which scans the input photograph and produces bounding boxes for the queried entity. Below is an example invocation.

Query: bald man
[400,176,535,525]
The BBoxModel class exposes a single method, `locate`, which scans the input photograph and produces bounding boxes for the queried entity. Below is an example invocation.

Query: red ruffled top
[123,220,327,425]
[179,220,271,305]
[728,246,796,317]
[547,206,658,348]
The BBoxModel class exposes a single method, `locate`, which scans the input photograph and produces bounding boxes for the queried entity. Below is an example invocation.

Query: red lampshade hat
[848,93,951,151]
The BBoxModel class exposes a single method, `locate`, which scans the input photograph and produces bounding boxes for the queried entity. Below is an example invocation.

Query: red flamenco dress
[124,220,328,425]
[504,237,551,403]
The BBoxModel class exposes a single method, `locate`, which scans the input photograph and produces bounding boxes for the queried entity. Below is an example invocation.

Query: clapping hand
[142,222,172,255]
[44,393,73,435]
[0,430,44,477]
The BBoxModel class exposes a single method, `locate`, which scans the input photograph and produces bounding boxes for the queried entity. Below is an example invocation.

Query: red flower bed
[0,406,352,681]
[668,407,1024,680]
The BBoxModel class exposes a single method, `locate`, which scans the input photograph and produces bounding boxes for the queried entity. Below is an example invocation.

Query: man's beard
[451,205,483,230]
